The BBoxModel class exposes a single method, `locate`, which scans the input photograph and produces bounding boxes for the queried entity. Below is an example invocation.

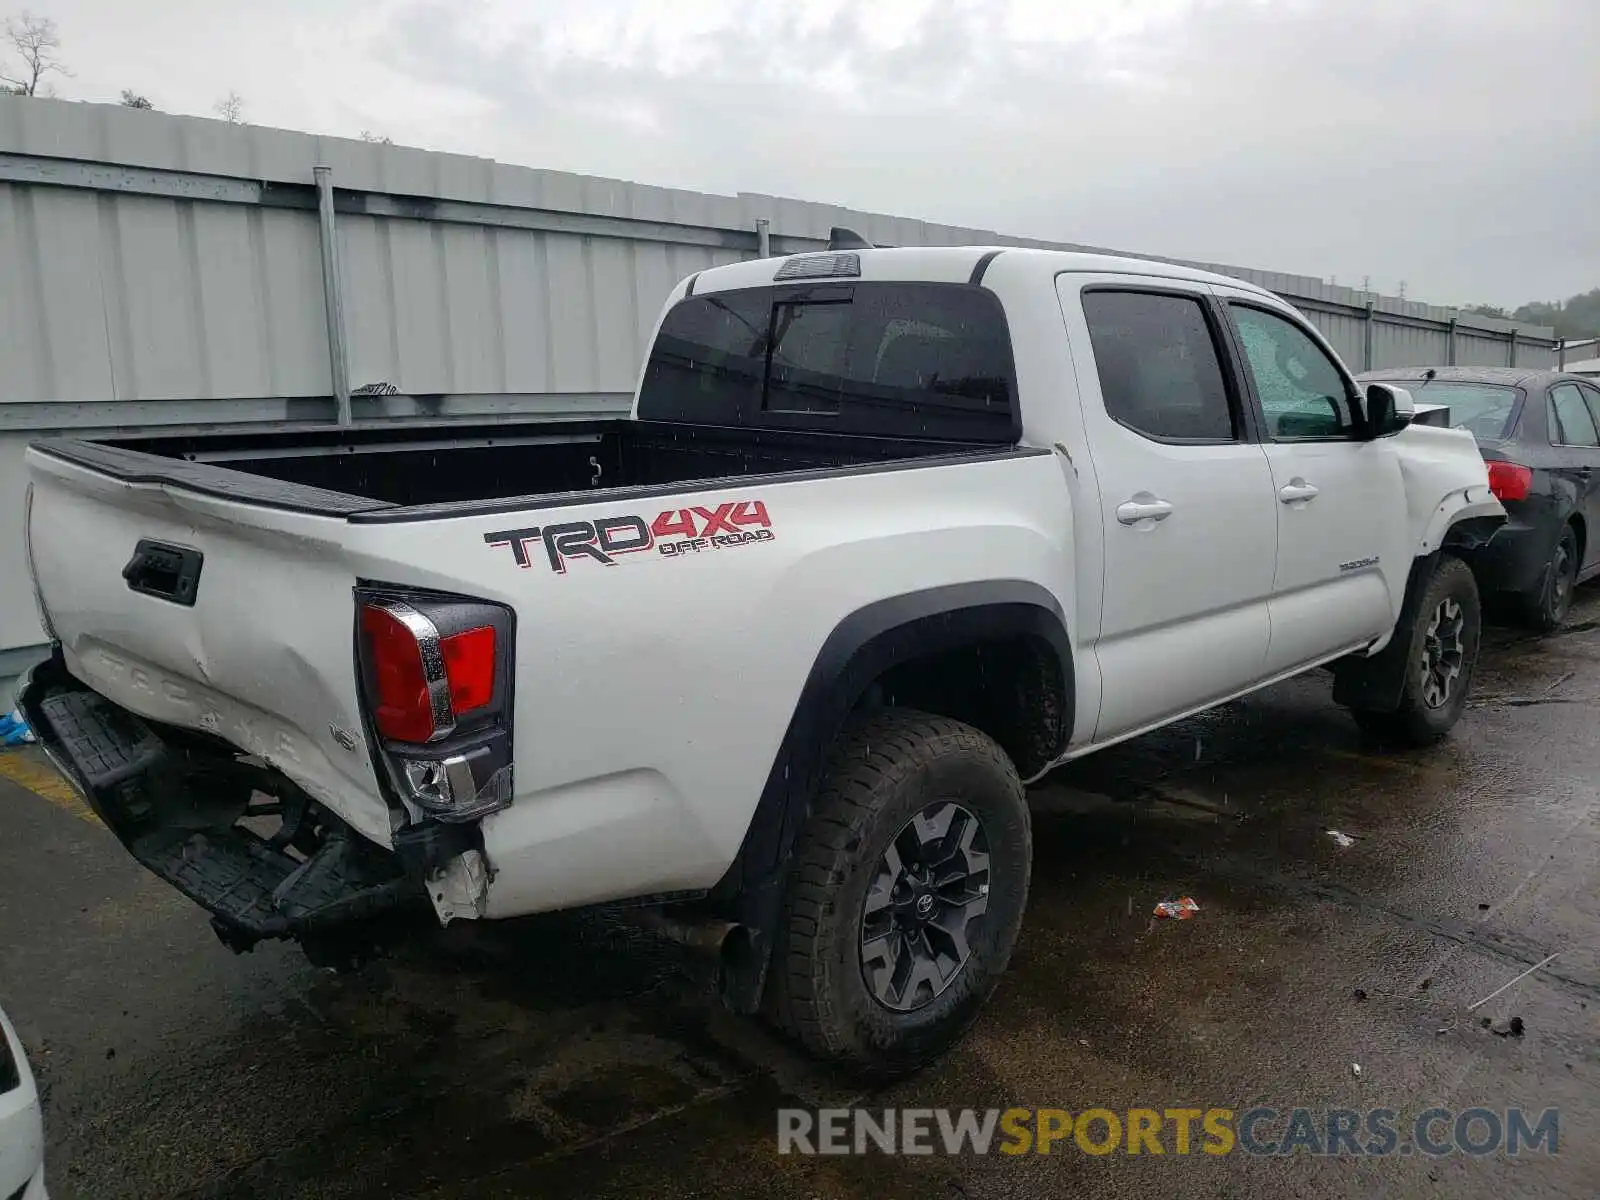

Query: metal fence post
[1446,316,1458,366]
[314,165,352,428]
[755,218,771,258]
[1507,328,1517,368]
[1363,301,1375,371]
[1558,339,1566,370]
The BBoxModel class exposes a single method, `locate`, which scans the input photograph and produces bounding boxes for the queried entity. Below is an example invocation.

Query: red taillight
[1486,461,1532,503]
[361,603,437,743]
[441,626,496,715]
[360,604,499,742]
[357,592,513,822]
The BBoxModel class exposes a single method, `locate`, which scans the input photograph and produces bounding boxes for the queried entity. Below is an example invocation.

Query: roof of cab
[687,245,1277,299]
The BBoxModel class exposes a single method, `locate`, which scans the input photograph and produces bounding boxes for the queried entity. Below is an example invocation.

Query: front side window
[1229,304,1358,440]
[1549,384,1600,447]
[638,282,1017,442]
[1081,290,1236,442]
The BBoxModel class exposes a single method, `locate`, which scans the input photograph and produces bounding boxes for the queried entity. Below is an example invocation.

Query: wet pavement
[2,593,1598,1199]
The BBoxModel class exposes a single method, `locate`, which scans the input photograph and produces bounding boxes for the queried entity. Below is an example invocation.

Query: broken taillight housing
[356,589,514,823]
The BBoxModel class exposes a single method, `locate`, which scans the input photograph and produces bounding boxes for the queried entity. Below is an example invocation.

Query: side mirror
[1364,383,1415,437]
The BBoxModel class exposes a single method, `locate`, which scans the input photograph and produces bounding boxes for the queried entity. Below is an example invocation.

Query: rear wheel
[1516,525,1579,633]
[768,709,1031,1077]
[1350,555,1481,747]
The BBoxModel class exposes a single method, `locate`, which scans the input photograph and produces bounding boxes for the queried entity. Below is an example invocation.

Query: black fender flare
[712,580,1073,1010]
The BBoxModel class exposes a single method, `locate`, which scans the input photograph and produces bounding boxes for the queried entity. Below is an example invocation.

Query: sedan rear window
[1396,383,1520,440]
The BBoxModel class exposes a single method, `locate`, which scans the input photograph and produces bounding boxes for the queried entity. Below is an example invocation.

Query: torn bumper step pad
[23,680,418,946]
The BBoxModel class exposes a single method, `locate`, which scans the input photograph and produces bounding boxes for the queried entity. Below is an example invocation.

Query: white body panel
[0,1006,48,1200]
[1088,434,1276,740]
[26,457,395,847]
[1259,438,1409,671]
[466,453,1075,912]
[27,441,1074,906]
[1053,271,1278,739]
[1202,283,1414,672]
[23,245,1501,922]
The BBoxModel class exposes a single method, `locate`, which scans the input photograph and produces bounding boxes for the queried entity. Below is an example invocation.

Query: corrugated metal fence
[0,97,1561,668]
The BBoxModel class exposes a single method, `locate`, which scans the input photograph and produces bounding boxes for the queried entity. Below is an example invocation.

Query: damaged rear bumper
[17,653,426,953]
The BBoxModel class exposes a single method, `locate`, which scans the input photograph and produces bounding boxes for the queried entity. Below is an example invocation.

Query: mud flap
[1332,551,1440,714]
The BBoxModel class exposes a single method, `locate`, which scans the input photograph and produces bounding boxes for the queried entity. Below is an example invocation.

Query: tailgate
[24,445,395,847]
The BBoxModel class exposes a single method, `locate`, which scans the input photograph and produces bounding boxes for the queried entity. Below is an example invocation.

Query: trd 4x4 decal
[485,500,773,573]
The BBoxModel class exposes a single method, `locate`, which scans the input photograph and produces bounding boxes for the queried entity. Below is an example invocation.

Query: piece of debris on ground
[1152,896,1200,920]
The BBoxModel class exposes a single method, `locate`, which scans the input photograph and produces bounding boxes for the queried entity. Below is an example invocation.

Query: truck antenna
[827,226,873,251]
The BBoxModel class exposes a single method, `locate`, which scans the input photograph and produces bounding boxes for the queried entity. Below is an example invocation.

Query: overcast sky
[16,0,1600,307]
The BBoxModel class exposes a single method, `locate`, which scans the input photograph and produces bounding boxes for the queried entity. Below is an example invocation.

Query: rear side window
[1081,290,1236,442]
[638,282,1017,442]
[1549,384,1600,447]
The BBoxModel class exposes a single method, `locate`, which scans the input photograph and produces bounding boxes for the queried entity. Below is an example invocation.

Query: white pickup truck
[19,243,1504,1075]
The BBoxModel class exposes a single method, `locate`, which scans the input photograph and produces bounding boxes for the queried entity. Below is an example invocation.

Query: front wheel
[768,709,1031,1078]
[1350,555,1481,747]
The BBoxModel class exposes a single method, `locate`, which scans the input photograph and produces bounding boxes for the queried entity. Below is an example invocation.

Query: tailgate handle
[123,540,204,607]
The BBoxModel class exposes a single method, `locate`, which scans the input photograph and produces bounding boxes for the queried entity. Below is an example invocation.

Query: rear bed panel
[330,450,1076,912]
[26,450,395,847]
[27,436,1077,915]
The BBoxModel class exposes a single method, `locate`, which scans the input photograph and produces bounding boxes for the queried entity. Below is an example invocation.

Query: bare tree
[213,90,244,123]
[359,129,394,145]
[1,12,71,96]
[119,89,154,110]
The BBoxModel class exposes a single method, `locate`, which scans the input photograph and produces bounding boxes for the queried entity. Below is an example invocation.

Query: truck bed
[34,419,999,518]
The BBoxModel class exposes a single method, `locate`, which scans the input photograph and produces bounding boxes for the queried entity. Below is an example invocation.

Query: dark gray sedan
[1358,366,1600,630]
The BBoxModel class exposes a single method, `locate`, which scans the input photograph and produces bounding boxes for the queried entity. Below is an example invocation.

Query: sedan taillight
[1486,460,1532,503]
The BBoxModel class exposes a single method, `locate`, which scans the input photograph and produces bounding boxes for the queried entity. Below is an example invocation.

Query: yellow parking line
[0,748,101,824]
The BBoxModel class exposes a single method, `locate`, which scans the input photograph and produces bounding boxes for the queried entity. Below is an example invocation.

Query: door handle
[1116,497,1174,525]
[123,539,204,606]
[1278,480,1320,504]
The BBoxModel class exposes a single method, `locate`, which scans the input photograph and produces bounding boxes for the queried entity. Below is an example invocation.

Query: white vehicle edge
[0,1003,47,1200]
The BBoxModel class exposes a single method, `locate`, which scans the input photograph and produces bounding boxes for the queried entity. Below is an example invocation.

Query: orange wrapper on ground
[1152,897,1200,919]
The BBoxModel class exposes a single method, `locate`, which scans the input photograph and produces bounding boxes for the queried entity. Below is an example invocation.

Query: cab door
[1058,277,1278,741]
[1211,287,1411,674]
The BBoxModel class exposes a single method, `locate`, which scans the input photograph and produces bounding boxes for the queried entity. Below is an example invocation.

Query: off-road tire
[768,708,1031,1078]
[1351,555,1481,747]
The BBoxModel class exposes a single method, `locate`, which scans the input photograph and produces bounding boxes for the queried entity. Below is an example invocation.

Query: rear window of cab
[639,282,1020,443]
